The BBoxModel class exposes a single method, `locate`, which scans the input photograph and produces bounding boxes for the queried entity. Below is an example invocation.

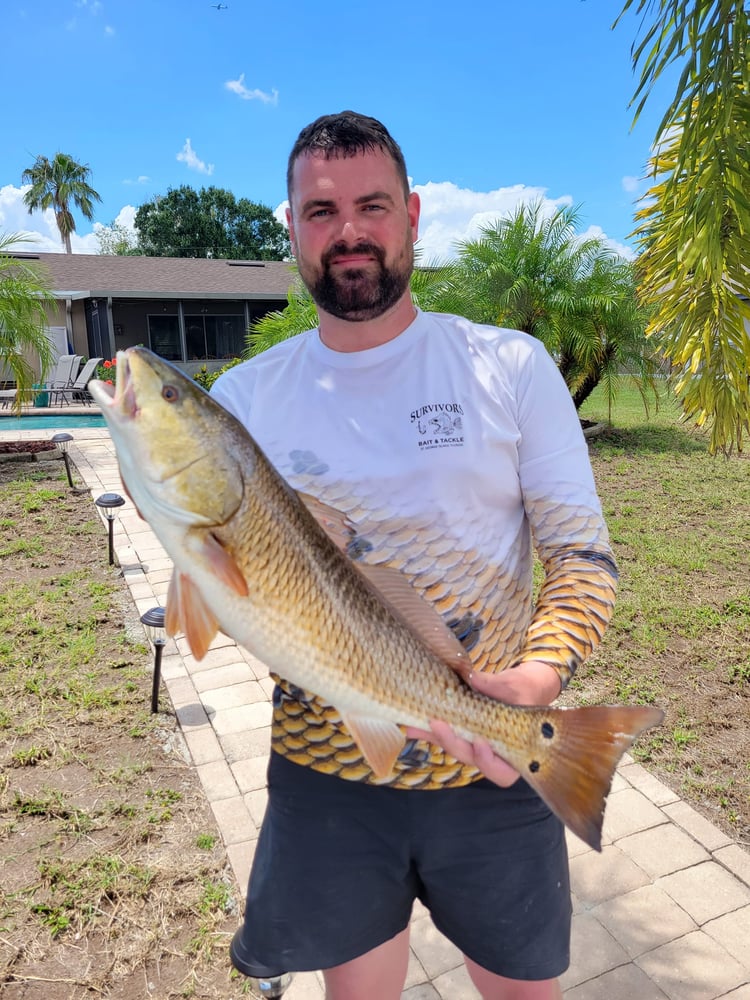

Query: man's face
[287,149,420,322]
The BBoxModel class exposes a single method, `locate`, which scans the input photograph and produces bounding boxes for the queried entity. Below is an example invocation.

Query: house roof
[13,253,296,301]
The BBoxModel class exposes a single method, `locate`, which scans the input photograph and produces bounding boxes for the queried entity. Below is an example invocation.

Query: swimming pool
[0,413,106,431]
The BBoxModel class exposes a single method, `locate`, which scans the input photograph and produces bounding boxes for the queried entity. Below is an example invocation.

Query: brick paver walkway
[4,422,749,999]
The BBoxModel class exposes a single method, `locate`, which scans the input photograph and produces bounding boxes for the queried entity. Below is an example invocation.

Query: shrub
[192,357,243,391]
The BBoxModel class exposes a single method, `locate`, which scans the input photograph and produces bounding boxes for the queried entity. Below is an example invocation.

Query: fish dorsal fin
[296,490,471,679]
[339,712,406,778]
[296,491,356,551]
[166,571,219,661]
[356,562,472,682]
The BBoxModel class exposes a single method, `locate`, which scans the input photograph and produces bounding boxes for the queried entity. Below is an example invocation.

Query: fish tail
[510,704,664,852]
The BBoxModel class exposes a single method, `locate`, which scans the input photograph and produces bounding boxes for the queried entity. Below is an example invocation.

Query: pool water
[0,413,106,430]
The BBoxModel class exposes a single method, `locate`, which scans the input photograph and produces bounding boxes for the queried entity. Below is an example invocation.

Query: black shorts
[238,752,571,981]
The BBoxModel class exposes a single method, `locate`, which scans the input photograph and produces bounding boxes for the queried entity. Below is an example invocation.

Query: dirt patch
[0,453,249,999]
[0,441,58,458]
[1,429,747,999]
[576,427,750,848]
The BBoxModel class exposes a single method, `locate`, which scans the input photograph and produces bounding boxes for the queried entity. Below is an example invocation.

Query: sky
[1,0,676,263]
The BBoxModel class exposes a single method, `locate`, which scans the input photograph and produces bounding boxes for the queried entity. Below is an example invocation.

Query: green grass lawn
[575,380,750,843]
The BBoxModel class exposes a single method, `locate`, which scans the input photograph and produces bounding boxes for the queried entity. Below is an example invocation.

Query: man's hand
[405,661,562,788]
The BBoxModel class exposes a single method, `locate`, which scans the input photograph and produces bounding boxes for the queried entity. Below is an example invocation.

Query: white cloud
[68,0,104,30]
[622,175,640,193]
[1,183,62,250]
[123,174,150,185]
[113,204,137,231]
[176,139,214,176]
[1,176,630,261]
[0,183,101,253]
[412,179,573,260]
[92,205,137,233]
[273,201,288,230]
[225,74,279,106]
[104,24,115,36]
[579,224,635,261]
[275,179,630,261]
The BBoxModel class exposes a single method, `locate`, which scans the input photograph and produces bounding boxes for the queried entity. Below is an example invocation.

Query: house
[14,252,295,376]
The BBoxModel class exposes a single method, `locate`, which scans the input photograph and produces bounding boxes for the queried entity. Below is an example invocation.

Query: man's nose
[339,218,363,242]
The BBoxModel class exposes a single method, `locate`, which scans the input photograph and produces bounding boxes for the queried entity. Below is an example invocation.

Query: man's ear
[407,191,420,243]
[286,205,297,256]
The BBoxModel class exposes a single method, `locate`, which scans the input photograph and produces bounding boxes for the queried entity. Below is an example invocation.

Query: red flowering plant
[94,357,117,385]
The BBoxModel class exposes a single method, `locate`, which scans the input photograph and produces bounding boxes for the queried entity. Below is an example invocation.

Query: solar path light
[51,433,88,494]
[140,606,167,713]
[94,492,125,565]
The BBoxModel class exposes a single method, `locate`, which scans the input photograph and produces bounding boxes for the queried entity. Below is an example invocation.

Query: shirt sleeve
[511,339,617,690]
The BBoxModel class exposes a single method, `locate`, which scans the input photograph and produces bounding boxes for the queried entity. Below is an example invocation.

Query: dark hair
[286,111,410,201]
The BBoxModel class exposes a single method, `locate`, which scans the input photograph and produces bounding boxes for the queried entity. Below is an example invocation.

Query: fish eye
[162,384,179,403]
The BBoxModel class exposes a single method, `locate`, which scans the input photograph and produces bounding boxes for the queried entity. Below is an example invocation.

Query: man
[212,111,618,999]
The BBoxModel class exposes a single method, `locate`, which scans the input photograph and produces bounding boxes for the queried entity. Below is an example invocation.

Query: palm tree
[245,258,463,358]
[21,153,101,253]
[245,206,655,413]
[452,202,609,347]
[0,233,56,409]
[451,202,657,409]
[246,276,319,357]
[557,256,659,412]
[615,0,750,454]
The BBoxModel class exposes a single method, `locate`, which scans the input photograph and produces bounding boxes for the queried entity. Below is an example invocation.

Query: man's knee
[322,928,410,1000]
[464,955,563,1000]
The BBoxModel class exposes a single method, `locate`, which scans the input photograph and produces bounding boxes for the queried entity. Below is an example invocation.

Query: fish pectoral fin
[166,570,219,661]
[340,712,406,779]
[296,492,356,551]
[202,532,249,597]
[356,563,472,681]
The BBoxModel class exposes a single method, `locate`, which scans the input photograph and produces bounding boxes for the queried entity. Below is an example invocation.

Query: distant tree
[95,221,141,256]
[0,233,56,408]
[247,277,318,356]
[134,186,291,260]
[21,153,101,254]
[616,0,750,454]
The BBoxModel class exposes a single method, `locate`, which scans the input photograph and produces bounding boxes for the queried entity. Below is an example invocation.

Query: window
[148,315,181,360]
[184,314,245,359]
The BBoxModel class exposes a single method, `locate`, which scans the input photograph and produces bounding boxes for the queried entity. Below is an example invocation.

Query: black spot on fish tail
[541,722,554,739]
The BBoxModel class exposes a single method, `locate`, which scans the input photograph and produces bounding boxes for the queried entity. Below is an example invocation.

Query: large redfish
[89,347,663,850]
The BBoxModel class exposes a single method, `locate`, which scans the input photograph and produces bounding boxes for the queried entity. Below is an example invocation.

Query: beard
[298,238,414,322]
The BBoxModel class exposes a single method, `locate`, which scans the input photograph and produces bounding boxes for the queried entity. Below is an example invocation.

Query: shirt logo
[410,402,464,450]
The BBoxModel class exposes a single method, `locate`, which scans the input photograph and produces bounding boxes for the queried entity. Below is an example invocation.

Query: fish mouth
[90,350,138,420]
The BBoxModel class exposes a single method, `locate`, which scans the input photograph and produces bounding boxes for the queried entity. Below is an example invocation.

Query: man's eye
[311,208,331,218]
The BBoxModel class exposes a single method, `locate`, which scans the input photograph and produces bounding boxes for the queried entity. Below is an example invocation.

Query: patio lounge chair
[0,355,81,409]
[53,357,103,406]
[43,355,82,392]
